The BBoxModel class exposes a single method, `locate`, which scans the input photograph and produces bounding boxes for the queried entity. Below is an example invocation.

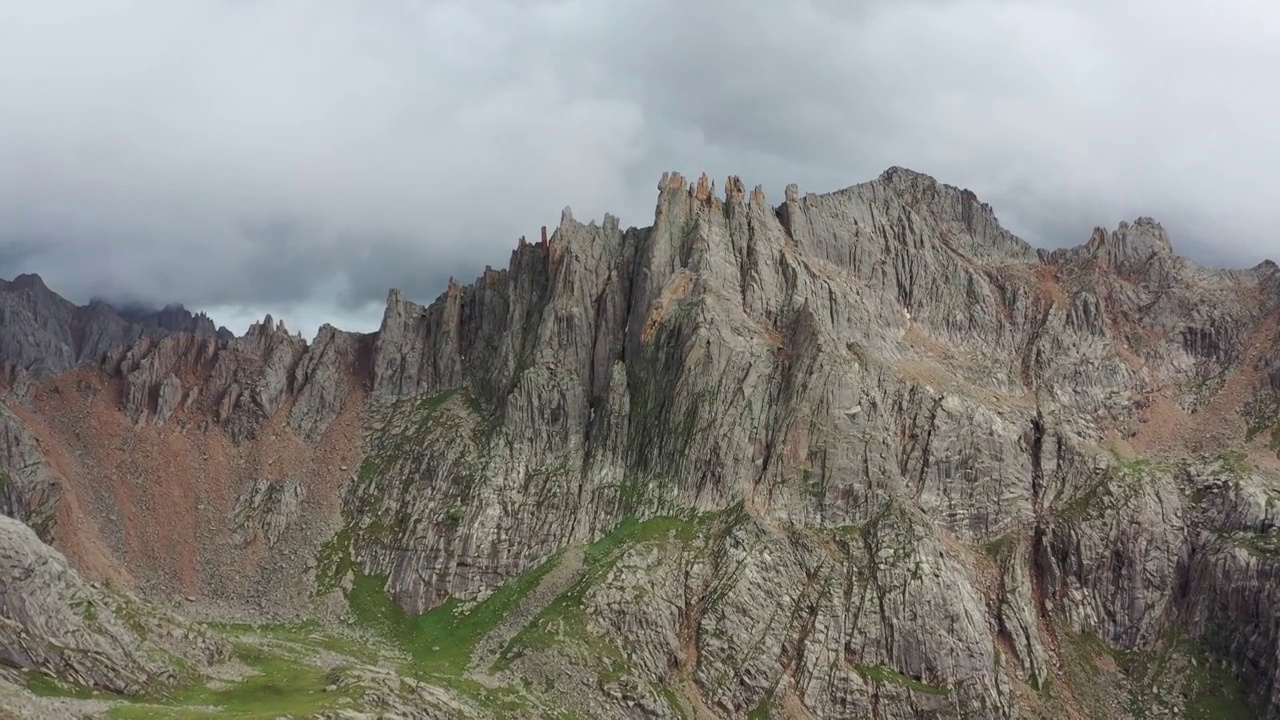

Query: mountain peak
[3,165,1280,719]
[874,165,988,206]
[9,272,50,292]
[1085,217,1175,275]
[877,165,936,183]
[0,277,225,377]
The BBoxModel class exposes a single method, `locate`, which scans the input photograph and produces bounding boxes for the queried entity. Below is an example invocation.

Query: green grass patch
[834,523,863,538]
[655,685,689,720]
[22,670,101,700]
[1055,628,1131,719]
[1215,449,1251,477]
[1056,479,1112,522]
[205,620,384,666]
[1056,449,1172,522]
[854,664,949,696]
[1100,626,1262,719]
[979,532,1018,559]
[313,526,352,595]
[417,674,554,719]
[346,552,558,675]
[495,514,721,679]
[1183,667,1255,720]
[493,596,631,682]
[1063,631,1128,679]
[582,515,696,569]
[1228,530,1280,558]
[108,643,354,719]
[1106,450,1170,481]
[746,696,774,719]
[191,617,567,720]
[316,512,730,716]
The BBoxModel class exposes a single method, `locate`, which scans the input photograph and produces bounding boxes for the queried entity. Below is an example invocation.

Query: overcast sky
[2,0,1277,338]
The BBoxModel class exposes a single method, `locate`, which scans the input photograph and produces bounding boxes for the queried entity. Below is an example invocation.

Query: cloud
[2,0,1277,337]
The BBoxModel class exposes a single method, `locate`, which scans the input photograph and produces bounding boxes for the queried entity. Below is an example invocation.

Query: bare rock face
[292,324,373,440]
[101,315,372,442]
[0,303,372,619]
[3,167,1280,718]
[322,168,1280,718]
[0,405,60,539]
[0,513,228,694]
[0,274,227,378]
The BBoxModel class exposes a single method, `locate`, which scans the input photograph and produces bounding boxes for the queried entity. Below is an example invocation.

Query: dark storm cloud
[2,0,1277,336]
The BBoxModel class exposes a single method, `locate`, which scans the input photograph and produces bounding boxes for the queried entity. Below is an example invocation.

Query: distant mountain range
[0,272,232,378]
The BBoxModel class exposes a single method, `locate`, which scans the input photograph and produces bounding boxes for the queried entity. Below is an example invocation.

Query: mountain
[1,167,1279,719]
[0,512,229,696]
[0,273,231,380]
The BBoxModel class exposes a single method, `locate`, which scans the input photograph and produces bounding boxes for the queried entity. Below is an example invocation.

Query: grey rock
[0,404,62,540]
[335,168,1280,718]
[0,273,226,377]
[6,166,1280,718]
[101,315,372,442]
[0,513,227,694]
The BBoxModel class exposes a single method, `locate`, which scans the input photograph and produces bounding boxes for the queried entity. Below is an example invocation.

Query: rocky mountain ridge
[0,272,232,383]
[1,166,1279,719]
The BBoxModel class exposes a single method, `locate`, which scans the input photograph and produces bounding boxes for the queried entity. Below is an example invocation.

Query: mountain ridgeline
[1,167,1279,719]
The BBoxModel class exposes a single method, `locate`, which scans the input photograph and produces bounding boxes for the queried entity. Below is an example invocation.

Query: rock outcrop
[101,315,372,441]
[0,273,228,378]
[325,169,1280,718]
[0,310,372,617]
[0,405,60,539]
[2,166,1279,719]
[0,513,228,694]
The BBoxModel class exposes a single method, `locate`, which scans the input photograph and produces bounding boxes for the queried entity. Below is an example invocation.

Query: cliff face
[337,168,1280,718]
[0,313,373,619]
[0,273,230,380]
[1,167,1278,719]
